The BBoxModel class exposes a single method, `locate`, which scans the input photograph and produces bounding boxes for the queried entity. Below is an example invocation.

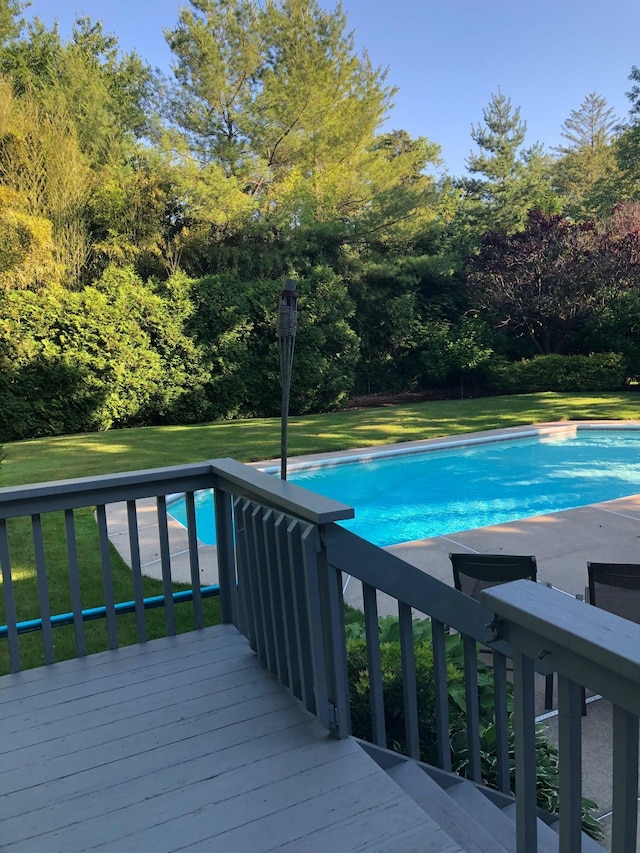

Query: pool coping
[255,419,640,473]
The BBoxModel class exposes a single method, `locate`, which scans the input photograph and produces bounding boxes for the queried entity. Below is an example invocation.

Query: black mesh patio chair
[450,552,538,600]
[587,562,640,623]
[449,552,556,711]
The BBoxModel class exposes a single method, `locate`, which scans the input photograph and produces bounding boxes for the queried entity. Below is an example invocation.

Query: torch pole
[278,279,298,480]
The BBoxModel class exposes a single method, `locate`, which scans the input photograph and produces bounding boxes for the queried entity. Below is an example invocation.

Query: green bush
[345,616,601,840]
[486,353,627,395]
[0,268,209,441]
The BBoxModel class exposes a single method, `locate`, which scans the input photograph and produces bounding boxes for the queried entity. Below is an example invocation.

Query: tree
[462,90,561,235]
[0,0,25,48]
[467,211,606,354]
[607,67,640,206]
[165,0,439,248]
[552,92,619,219]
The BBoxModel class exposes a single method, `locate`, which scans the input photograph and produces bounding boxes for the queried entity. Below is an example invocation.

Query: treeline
[2,0,640,441]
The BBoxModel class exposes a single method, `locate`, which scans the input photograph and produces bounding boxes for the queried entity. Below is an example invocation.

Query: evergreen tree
[462,90,561,235]
[609,67,640,206]
[552,92,619,219]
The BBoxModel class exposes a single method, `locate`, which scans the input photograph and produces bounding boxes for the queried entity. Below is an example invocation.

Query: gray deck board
[1,625,456,853]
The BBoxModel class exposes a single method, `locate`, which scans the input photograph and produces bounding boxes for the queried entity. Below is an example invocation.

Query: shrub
[485,353,627,395]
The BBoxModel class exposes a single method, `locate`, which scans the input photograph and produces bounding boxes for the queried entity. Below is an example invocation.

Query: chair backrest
[587,562,640,625]
[449,553,537,602]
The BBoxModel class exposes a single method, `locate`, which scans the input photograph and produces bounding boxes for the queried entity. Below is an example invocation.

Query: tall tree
[165,0,439,247]
[462,90,560,235]
[552,92,619,219]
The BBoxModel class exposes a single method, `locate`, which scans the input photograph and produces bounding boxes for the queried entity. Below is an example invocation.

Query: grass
[3,391,640,487]
[1,391,639,674]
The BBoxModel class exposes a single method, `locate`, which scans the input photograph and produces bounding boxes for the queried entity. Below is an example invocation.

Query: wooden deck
[0,625,457,852]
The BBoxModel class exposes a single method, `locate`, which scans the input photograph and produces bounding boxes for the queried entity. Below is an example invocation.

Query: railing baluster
[398,601,420,759]
[513,651,537,853]
[214,488,238,626]
[31,514,54,664]
[301,525,330,727]
[249,504,273,671]
[0,519,20,672]
[262,509,288,683]
[462,635,481,782]
[318,549,350,738]
[233,496,251,640]
[185,491,203,629]
[155,495,175,636]
[431,618,451,771]
[492,650,510,793]
[96,504,118,649]
[557,674,583,853]
[237,499,262,656]
[244,500,267,662]
[64,509,86,656]
[287,519,316,714]
[274,513,298,695]
[363,582,386,746]
[611,704,639,853]
[125,501,146,643]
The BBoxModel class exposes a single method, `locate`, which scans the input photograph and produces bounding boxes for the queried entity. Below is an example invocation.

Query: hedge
[485,353,627,395]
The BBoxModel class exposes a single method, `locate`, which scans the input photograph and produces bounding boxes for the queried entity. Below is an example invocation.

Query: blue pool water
[168,428,640,547]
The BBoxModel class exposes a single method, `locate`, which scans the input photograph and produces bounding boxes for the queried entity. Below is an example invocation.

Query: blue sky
[24,0,640,177]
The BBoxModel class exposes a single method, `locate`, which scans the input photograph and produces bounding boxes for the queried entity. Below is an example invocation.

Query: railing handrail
[209,459,354,525]
[483,579,640,716]
[324,523,512,652]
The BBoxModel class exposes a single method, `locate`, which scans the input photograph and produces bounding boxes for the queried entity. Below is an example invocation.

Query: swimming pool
[168,426,640,547]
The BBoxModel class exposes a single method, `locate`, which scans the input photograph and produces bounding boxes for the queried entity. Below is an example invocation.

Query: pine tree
[552,92,619,219]
[463,90,560,235]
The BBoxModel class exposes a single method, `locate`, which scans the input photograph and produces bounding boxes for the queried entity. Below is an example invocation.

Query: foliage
[0,267,208,440]
[1,8,640,435]
[576,290,640,380]
[346,616,601,840]
[486,353,627,395]
[462,90,561,236]
[466,207,640,355]
[0,185,61,288]
[552,92,620,220]
[185,266,359,419]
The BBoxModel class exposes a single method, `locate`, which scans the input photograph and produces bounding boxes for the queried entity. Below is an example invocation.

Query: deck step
[360,741,606,852]
[386,761,510,853]
[446,778,517,849]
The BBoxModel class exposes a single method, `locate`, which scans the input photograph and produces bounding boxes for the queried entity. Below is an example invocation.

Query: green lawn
[2,391,639,674]
[3,391,639,487]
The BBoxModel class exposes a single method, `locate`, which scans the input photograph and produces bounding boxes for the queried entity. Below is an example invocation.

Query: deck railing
[2,459,639,851]
[484,581,640,853]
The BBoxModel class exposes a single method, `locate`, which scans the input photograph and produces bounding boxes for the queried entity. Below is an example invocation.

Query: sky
[23,0,640,177]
